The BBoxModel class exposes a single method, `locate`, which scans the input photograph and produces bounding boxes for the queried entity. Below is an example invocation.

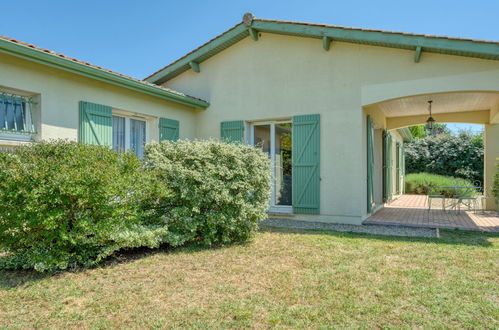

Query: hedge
[0,140,271,271]
[144,140,271,245]
[404,132,483,184]
[405,173,477,197]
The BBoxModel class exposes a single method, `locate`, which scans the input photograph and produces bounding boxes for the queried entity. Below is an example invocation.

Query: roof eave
[146,23,249,84]
[252,20,499,60]
[397,127,413,142]
[146,18,499,84]
[0,38,209,110]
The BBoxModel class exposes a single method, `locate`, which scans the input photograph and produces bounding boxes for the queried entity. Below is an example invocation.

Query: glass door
[252,121,292,213]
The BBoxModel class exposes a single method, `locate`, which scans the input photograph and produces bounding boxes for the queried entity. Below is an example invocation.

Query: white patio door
[251,121,293,213]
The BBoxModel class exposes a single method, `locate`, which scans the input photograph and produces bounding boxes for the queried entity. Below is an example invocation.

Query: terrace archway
[363,90,498,230]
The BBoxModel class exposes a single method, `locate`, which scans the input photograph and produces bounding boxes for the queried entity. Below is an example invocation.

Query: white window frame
[249,119,293,214]
[112,113,149,156]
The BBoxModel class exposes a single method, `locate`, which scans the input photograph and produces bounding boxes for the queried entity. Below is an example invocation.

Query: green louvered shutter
[383,131,393,202]
[159,118,179,142]
[292,114,320,214]
[79,101,112,146]
[367,116,375,213]
[221,120,244,143]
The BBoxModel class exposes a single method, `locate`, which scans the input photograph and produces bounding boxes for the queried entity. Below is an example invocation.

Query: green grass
[406,172,478,197]
[1,228,498,329]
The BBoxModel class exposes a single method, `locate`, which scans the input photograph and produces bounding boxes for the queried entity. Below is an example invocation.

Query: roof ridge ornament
[243,13,255,27]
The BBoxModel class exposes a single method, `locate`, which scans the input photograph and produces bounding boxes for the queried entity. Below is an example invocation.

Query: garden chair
[455,181,481,214]
[427,184,445,212]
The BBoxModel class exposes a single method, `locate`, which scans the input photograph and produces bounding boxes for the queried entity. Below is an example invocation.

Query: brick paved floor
[364,194,499,232]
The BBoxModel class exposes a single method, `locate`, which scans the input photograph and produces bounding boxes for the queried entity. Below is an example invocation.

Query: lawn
[1,227,498,329]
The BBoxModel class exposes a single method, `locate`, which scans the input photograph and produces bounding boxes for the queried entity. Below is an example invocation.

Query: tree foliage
[404,131,483,185]
[408,124,451,138]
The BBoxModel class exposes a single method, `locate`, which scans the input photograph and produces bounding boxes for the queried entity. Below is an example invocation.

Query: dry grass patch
[1,228,498,329]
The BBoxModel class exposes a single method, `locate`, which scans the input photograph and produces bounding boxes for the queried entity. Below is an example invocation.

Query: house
[1,13,498,224]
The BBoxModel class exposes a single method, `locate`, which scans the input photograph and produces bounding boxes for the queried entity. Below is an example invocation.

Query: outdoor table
[436,186,480,213]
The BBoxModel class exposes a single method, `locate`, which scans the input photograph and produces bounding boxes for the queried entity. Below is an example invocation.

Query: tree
[408,124,451,139]
[404,131,484,184]
[408,125,426,139]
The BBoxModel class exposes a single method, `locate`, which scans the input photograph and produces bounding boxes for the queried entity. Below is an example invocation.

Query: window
[251,121,293,213]
[0,93,35,135]
[112,115,147,157]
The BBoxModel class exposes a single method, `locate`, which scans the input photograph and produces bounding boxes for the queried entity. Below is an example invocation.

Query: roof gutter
[0,38,209,110]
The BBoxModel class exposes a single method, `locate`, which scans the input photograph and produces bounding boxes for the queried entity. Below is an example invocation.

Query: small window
[0,93,35,134]
[112,115,147,157]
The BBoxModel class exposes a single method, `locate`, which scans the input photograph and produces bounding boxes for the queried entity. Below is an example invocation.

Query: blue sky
[2,0,495,133]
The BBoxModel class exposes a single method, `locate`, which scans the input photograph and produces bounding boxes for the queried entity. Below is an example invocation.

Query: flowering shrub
[145,140,271,245]
[0,141,168,271]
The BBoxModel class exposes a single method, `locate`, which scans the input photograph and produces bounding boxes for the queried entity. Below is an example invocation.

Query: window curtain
[112,116,125,153]
[130,119,146,158]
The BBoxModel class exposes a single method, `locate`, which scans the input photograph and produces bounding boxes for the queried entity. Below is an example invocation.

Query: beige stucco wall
[0,52,198,146]
[484,124,499,210]
[163,33,499,224]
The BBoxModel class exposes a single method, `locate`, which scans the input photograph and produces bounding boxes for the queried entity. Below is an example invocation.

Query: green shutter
[367,116,375,213]
[159,118,179,142]
[79,101,112,146]
[221,120,244,143]
[292,114,320,214]
[383,131,393,202]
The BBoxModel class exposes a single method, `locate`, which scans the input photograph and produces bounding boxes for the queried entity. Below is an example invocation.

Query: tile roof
[145,16,499,84]
[0,35,208,107]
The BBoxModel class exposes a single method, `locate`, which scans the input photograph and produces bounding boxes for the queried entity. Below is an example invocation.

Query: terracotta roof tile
[0,35,207,103]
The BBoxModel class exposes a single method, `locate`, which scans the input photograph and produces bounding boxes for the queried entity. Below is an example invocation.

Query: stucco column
[484,124,499,210]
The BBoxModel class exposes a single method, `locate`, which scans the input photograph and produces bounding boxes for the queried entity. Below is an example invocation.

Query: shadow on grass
[0,241,249,289]
[259,224,499,247]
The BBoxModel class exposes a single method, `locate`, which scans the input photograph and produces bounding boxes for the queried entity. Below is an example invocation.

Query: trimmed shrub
[405,132,483,184]
[145,140,271,245]
[0,141,169,271]
[405,173,477,197]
